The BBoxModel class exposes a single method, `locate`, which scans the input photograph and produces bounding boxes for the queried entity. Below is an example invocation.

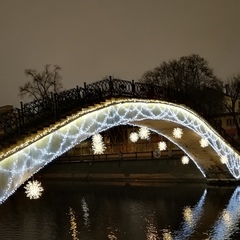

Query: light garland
[181,156,190,165]
[138,126,150,139]
[158,141,167,151]
[24,180,44,199]
[0,98,240,204]
[129,132,139,142]
[173,128,183,139]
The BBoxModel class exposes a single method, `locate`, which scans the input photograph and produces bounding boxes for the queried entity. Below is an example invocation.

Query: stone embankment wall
[37,157,205,183]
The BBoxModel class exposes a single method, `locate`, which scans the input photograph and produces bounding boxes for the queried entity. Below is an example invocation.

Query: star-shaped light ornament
[158,141,167,151]
[138,127,150,139]
[92,141,106,154]
[200,138,209,148]
[173,128,183,139]
[92,133,106,154]
[220,155,228,164]
[92,133,103,145]
[24,180,44,199]
[129,132,139,143]
[181,156,189,165]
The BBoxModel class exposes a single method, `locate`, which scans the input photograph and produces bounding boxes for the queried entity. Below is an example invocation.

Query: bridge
[0,77,240,204]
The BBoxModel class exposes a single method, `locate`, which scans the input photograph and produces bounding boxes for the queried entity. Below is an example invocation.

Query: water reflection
[209,186,240,240]
[1,182,240,240]
[81,197,90,229]
[68,207,79,240]
[174,189,207,239]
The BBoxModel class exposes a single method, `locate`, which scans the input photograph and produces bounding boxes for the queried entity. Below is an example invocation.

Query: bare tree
[19,64,63,101]
[139,54,223,116]
[224,74,240,139]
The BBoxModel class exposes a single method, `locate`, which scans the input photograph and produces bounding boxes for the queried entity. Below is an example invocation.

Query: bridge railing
[0,77,237,150]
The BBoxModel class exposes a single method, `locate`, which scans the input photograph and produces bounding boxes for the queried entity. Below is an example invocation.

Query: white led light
[129,132,139,142]
[158,141,167,151]
[200,138,209,148]
[173,128,183,139]
[220,156,228,164]
[138,126,150,139]
[0,98,240,205]
[92,133,106,154]
[182,156,189,164]
[24,180,44,199]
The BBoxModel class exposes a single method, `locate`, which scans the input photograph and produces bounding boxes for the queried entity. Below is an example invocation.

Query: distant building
[0,105,13,115]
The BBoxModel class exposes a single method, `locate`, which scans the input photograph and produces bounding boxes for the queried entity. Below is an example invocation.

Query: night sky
[1,0,240,107]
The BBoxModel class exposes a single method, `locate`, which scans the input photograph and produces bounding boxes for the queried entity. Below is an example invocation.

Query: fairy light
[158,141,167,151]
[0,98,240,205]
[138,126,150,139]
[24,180,44,199]
[129,132,139,142]
[200,138,209,148]
[173,128,183,139]
[182,156,189,164]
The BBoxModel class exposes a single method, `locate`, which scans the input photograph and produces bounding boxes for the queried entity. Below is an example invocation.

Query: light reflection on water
[0,181,240,240]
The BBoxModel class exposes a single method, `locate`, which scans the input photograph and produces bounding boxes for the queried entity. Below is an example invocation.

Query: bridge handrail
[0,77,238,150]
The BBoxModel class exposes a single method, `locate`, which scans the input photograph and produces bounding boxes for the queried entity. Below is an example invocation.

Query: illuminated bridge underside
[0,98,239,203]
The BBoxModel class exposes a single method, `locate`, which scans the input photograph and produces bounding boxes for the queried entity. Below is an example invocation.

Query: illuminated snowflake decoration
[92,133,106,154]
[92,133,103,144]
[138,127,150,139]
[24,180,44,199]
[200,138,209,148]
[173,128,183,139]
[220,155,228,164]
[158,141,167,151]
[181,156,189,165]
[129,132,139,142]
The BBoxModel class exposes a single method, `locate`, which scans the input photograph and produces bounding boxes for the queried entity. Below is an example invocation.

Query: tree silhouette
[19,64,63,101]
[140,54,223,116]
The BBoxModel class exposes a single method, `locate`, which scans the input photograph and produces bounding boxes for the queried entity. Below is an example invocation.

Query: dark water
[0,181,240,240]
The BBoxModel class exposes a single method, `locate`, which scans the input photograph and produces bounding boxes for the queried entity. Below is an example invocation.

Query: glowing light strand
[0,98,239,205]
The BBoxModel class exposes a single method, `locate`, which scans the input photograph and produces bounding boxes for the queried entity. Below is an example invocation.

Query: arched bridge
[0,78,240,204]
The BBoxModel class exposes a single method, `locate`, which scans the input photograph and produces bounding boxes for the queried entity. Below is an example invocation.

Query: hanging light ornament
[92,133,103,144]
[92,133,106,154]
[129,132,139,143]
[200,138,209,148]
[138,127,150,139]
[158,141,167,151]
[173,127,183,139]
[24,180,44,199]
[220,155,228,164]
[181,155,189,164]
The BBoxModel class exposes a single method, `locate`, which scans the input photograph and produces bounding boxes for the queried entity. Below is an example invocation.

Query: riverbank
[36,158,207,183]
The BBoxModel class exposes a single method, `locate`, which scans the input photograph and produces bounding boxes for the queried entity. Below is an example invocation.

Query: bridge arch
[0,98,239,203]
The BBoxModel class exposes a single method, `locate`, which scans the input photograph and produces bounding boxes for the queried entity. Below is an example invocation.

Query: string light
[158,141,167,151]
[138,126,150,139]
[24,180,44,199]
[0,98,240,204]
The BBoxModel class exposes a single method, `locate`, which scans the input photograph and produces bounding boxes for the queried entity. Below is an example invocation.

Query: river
[0,180,240,240]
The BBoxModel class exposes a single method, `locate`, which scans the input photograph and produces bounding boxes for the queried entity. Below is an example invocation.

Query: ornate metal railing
[0,77,237,150]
